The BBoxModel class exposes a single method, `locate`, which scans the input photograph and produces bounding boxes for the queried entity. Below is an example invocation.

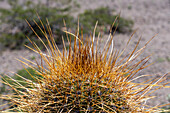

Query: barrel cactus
[0,17,169,112]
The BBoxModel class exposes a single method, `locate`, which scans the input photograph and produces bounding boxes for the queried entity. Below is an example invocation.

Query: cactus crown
[0,16,169,112]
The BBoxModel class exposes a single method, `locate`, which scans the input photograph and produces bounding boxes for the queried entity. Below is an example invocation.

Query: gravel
[0,0,169,108]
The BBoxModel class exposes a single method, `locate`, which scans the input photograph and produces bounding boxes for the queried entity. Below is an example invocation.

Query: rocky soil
[0,0,169,108]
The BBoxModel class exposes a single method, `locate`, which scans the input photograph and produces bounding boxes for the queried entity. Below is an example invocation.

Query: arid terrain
[0,0,169,108]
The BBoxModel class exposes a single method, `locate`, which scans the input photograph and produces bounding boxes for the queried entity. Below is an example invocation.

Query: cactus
[0,16,169,112]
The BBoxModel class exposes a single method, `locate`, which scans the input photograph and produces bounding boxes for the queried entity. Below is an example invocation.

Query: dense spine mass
[0,17,169,112]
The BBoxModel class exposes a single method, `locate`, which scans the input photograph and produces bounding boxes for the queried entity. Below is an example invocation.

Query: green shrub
[0,2,133,50]
[79,7,134,34]
[1,67,41,90]
[0,67,42,111]
[0,0,75,49]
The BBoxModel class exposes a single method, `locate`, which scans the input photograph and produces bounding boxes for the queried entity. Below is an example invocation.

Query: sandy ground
[0,0,170,108]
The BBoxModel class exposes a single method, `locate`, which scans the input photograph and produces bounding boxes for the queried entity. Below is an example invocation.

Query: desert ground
[0,0,169,108]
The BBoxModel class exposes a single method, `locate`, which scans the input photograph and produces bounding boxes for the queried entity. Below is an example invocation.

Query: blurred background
[0,0,169,111]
